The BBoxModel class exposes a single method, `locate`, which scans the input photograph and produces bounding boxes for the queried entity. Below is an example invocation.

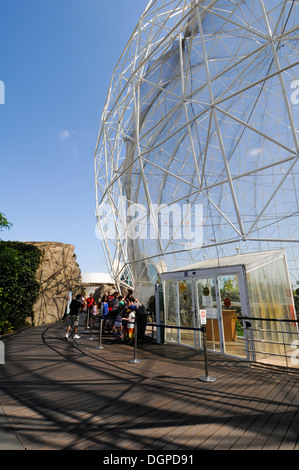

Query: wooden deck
[1,316,299,452]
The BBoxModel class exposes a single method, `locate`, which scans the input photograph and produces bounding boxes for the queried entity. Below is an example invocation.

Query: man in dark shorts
[65,294,82,340]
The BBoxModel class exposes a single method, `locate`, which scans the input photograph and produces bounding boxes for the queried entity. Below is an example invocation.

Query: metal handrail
[238,316,299,371]
[238,316,299,323]
[146,322,204,332]
[147,315,299,370]
[244,348,291,358]
[242,326,296,336]
[247,337,294,346]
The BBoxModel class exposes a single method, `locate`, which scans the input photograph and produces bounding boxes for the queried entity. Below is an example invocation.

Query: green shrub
[0,242,41,334]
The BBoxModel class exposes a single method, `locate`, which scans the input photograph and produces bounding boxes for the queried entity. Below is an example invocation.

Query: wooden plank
[1,319,299,450]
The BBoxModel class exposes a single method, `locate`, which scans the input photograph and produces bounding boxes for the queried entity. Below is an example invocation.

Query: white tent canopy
[82,272,114,285]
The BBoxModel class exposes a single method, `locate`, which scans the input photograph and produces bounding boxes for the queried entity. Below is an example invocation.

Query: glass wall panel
[163,279,178,343]
[246,256,298,365]
[218,274,247,358]
[178,280,195,347]
[196,278,220,352]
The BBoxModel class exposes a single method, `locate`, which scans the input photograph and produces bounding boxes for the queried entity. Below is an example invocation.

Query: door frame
[175,278,197,348]
[162,265,251,360]
[194,275,223,352]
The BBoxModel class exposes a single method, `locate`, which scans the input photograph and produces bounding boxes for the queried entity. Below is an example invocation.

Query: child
[127,305,136,345]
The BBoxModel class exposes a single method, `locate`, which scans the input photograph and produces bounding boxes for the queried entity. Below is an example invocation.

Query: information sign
[200,309,207,325]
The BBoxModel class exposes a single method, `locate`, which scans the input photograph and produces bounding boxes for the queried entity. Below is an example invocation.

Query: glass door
[177,279,196,347]
[196,277,221,353]
[218,274,247,359]
[162,269,249,359]
[163,279,177,343]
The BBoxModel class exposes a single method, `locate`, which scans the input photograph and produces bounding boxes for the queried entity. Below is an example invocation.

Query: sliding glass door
[177,279,195,347]
[163,268,249,360]
[196,277,221,353]
[218,274,247,359]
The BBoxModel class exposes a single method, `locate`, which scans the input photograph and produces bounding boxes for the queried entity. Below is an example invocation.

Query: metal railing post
[279,319,289,372]
[95,317,104,350]
[87,318,94,340]
[128,320,142,364]
[198,326,216,383]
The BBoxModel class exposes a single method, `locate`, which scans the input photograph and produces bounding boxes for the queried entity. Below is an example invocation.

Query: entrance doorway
[177,279,196,347]
[196,277,221,353]
[162,268,249,360]
[218,274,247,358]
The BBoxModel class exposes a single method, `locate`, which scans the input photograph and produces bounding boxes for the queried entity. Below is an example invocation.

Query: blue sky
[0,0,146,273]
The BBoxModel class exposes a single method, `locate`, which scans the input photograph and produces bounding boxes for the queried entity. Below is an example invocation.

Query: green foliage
[221,278,244,337]
[0,212,12,236]
[0,242,41,335]
[221,279,240,302]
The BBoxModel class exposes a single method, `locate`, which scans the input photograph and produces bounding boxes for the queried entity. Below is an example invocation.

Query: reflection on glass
[197,278,220,352]
[178,280,195,347]
[219,274,246,358]
[247,256,298,364]
[164,279,177,343]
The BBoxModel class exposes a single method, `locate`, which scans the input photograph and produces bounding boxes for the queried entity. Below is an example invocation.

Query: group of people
[65,289,147,345]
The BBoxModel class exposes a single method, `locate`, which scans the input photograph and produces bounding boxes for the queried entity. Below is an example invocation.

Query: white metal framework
[94,0,299,297]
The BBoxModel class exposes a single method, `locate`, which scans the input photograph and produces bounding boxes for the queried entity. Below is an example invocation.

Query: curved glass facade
[94,0,299,302]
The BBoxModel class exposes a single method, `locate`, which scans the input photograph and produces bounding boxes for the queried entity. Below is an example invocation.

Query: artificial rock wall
[27,242,82,326]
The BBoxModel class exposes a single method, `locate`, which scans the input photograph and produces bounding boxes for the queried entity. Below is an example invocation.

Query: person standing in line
[101,291,109,302]
[107,292,114,315]
[125,289,138,303]
[114,295,125,335]
[100,295,109,333]
[85,293,95,329]
[121,304,130,341]
[91,301,98,330]
[65,294,82,340]
[102,296,109,315]
[110,292,119,333]
[127,305,136,345]
[135,302,147,343]
[81,293,86,312]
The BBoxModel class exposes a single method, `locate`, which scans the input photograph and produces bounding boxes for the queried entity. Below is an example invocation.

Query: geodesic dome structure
[94,0,299,298]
